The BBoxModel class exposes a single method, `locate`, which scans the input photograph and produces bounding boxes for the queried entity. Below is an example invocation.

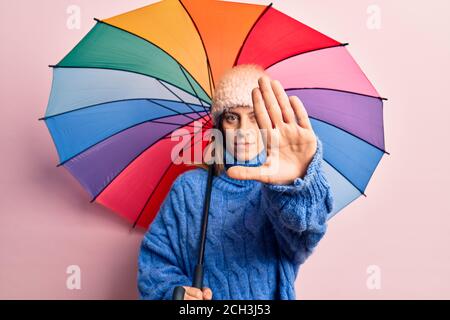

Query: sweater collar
[215,149,267,190]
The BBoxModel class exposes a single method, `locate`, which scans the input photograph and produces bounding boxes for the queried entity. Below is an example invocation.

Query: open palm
[226,75,317,185]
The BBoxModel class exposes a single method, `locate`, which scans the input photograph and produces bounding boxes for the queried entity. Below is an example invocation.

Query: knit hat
[210,63,267,125]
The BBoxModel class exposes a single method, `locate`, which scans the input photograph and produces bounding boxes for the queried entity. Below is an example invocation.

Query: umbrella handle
[172,263,204,300]
[172,286,186,300]
[192,263,204,288]
[172,165,214,300]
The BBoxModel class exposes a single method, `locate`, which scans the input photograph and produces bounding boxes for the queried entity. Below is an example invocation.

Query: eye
[224,114,238,123]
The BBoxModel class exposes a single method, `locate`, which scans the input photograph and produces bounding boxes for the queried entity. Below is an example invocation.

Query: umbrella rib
[143,98,197,121]
[207,58,214,95]
[164,129,205,140]
[87,133,170,204]
[48,65,211,107]
[92,18,212,101]
[39,97,204,121]
[150,119,202,129]
[56,111,208,167]
[286,87,388,101]
[89,117,208,204]
[178,63,211,115]
[132,161,174,229]
[265,43,350,70]
[233,2,273,67]
[322,158,367,197]
[156,79,205,120]
[178,0,216,91]
[308,115,389,155]
[161,118,212,139]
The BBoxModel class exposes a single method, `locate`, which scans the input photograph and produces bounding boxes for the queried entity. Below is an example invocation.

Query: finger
[183,286,203,300]
[289,95,312,130]
[258,75,283,127]
[252,87,272,131]
[271,79,296,123]
[226,165,270,183]
[202,287,213,300]
[252,87,273,149]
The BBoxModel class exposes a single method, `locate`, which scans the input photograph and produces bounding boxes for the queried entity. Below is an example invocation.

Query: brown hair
[193,113,226,176]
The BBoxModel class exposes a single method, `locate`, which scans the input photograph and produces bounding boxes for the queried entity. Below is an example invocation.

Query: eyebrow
[224,110,255,116]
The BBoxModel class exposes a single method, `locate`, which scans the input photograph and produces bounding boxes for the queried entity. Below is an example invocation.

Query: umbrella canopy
[41,0,387,229]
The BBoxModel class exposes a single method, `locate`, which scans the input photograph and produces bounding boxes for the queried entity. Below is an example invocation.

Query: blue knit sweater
[137,138,334,300]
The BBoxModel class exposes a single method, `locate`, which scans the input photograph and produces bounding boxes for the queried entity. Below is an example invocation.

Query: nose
[237,120,252,139]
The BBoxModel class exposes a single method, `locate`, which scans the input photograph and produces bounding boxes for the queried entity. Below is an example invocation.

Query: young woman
[137,64,334,300]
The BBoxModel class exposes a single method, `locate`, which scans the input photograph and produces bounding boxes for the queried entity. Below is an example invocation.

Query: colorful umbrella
[40,0,387,229]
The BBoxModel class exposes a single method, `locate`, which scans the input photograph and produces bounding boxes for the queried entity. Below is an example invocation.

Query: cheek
[222,122,238,134]
[223,129,237,148]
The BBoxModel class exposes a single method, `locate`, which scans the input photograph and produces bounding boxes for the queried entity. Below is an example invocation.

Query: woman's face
[221,106,264,162]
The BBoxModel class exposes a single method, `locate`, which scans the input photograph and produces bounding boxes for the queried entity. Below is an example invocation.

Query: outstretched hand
[226,75,317,185]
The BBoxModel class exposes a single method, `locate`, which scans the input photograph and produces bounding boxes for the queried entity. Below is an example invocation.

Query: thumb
[226,165,267,182]
[202,287,213,300]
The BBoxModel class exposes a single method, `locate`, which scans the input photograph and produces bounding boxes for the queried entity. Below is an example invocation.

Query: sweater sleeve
[137,175,190,300]
[261,137,334,266]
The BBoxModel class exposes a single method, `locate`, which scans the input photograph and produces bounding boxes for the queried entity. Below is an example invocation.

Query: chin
[235,150,259,162]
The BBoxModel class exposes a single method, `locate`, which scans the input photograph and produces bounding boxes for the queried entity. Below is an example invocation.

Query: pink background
[1,0,449,299]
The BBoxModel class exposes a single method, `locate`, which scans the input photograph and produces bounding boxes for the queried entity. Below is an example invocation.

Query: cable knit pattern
[137,138,334,300]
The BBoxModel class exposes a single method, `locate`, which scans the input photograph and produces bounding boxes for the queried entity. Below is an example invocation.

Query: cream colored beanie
[210,63,267,125]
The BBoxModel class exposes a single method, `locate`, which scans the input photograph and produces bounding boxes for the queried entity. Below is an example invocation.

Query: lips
[235,142,254,147]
